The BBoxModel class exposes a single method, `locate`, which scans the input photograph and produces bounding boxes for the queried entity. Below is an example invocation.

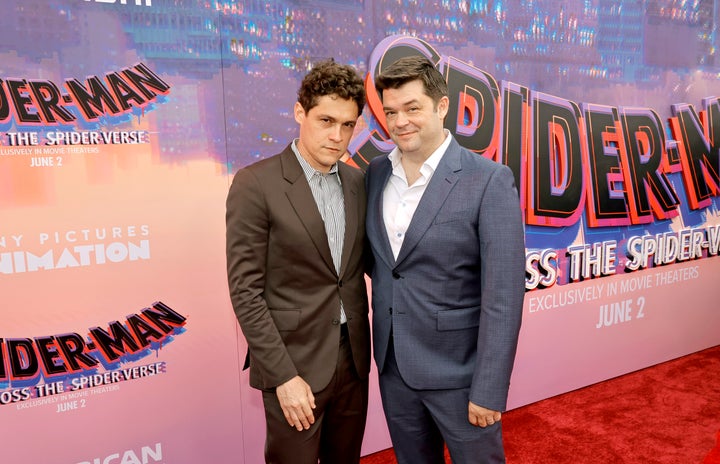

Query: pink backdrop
[2,2,720,463]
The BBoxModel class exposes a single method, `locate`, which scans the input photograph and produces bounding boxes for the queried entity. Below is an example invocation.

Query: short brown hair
[375,55,448,104]
[297,59,366,114]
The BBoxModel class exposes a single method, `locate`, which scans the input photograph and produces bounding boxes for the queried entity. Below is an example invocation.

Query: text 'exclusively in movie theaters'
[0,130,150,168]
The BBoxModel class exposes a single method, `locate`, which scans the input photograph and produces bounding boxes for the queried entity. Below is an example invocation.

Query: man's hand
[468,401,501,428]
[276,376,316,431]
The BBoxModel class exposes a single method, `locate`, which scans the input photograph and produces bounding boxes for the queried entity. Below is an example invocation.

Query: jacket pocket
[269,308,301,331]
[433,209,472,224]
[436,305,481,331]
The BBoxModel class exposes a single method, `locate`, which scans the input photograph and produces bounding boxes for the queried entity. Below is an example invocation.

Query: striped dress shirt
[292,141,347,324]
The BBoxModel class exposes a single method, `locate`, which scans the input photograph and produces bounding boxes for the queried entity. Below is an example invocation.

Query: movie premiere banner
[356,36,720,410]
[2,2,720,464]
[0,1,248,463]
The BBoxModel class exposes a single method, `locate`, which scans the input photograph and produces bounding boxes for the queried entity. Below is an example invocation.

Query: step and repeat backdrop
[2,1,719,463]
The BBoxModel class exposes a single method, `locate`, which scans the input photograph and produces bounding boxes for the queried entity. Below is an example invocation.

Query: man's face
[294,94,359,173]
[381,79,448,160]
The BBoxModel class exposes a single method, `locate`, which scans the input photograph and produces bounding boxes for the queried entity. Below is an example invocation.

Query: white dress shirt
[383,130,452,260]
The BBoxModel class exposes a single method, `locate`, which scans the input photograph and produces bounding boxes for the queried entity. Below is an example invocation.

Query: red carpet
[361,344,720,464]
[703,429,720,464]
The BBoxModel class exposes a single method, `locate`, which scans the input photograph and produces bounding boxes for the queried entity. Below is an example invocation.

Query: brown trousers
[262,327,368,464]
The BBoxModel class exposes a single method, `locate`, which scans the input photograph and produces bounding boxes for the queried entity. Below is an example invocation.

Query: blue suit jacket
[366,136,525,411]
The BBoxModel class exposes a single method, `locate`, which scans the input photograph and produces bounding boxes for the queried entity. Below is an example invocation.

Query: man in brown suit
[225,59,369,464]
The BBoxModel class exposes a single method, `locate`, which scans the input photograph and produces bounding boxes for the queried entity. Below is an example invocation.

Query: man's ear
[294,101,306,124]
[437,96,450,119]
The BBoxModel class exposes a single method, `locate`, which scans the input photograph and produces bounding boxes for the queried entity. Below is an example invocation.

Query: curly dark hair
[297,59,366,114]
[375,55,448,104]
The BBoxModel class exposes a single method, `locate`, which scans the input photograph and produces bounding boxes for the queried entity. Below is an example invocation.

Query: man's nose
[329,124,343,141]
[395,111,409,127]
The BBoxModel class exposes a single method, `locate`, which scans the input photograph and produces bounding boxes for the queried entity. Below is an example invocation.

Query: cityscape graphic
[1,0,717,170]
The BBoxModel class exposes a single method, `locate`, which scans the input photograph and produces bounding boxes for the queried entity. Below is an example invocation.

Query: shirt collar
[388,129,452,178]
[291,139,340,182]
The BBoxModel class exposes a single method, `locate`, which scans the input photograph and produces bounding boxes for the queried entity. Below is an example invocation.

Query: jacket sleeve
[470,164,526,411]
[226,167,298,389]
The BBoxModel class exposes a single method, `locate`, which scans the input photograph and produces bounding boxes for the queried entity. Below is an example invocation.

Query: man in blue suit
[365,55,526,464]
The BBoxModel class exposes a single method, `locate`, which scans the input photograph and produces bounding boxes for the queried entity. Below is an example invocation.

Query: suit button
[332,319,340,325]
[392,271,400,279]
[338,279,343,287]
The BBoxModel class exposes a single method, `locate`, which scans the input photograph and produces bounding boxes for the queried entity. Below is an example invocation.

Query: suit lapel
[338,163,357,278]
[281,149,336,274]
[395,140,461,267]
[367,157,396,269]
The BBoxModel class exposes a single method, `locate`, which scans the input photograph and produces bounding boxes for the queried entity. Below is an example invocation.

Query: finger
[486,414,501,426]
[297,412,311,430]
[282,408,293,426]
[285,387,314,427]
[299,407,314,427]
[469,413,485,427]
[284,403,311,430]
[304,393,316,424]
[286,411,302,430]
[308,391,316,411]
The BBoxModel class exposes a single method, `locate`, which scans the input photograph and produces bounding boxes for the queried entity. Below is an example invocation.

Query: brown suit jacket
[226,145,370,393]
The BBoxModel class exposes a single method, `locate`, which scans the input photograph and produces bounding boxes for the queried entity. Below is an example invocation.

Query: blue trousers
[379,342,505,464]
